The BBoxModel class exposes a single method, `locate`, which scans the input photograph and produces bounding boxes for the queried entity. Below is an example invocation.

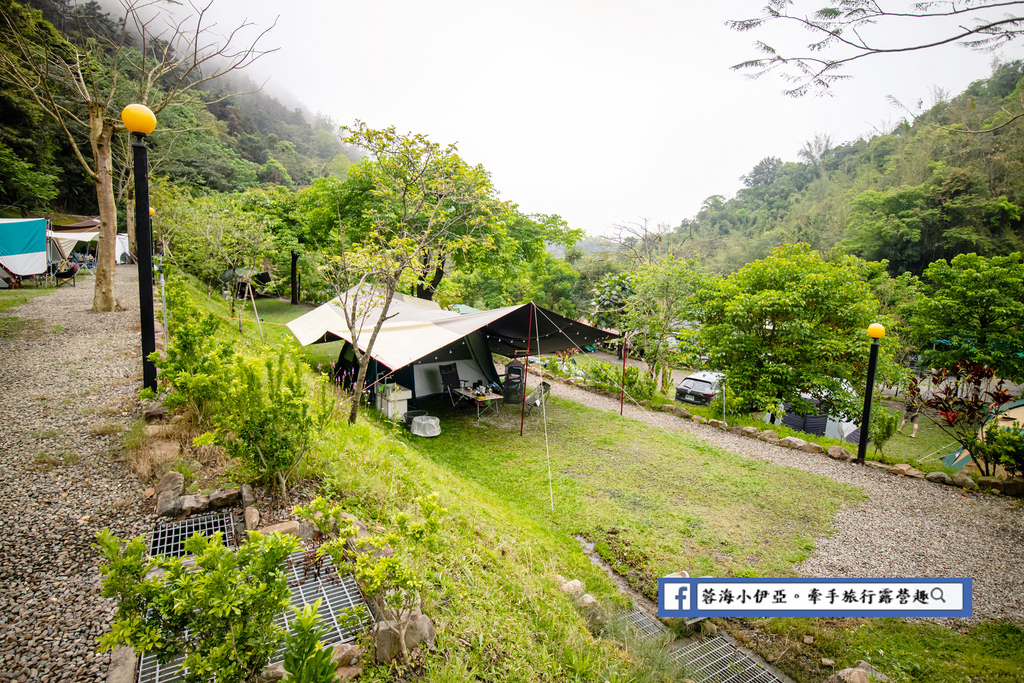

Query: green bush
[212,349,335,495]
[547,357,660,402]
[95,529,298,683]
[869,405,899,455]
[282,601,337,683]
[973,424,1024,477]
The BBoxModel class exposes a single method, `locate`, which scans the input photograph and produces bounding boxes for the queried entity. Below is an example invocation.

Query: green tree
[913,252,1024,382]
[0,0,273,311]
[700,243,903,420]
[0,140,57,211]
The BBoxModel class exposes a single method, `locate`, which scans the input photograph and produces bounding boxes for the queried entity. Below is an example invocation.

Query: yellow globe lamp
[121,104,157,135]
[149,207,155,216]
[867,323,886,339]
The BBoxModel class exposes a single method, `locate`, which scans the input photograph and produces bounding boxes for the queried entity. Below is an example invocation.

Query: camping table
[454,387,502,420]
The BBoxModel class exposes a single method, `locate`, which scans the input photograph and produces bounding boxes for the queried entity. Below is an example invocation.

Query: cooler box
[376,383,412,420]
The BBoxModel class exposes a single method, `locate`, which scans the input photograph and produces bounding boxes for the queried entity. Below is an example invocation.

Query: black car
[674,371,723,405]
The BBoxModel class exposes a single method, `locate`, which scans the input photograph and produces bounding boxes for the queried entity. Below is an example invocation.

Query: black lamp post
[121,104,158,392]
[856,323,886,464]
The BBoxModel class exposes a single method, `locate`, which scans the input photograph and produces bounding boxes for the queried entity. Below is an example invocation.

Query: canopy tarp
[0,218,46,276]
[287,287,617,372]
[46,230,128,263]
[52,217,100,230]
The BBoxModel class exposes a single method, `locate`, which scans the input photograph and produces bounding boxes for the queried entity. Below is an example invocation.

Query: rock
[335,666,362,681]
[952,472,978,489]
[803,635,814,644]
[296,522,317,540]
[822,658,835,667]
[144,424,172,439]
[150,440,181,468]
[142,487,155,499]
[372,614,435,664]
[800,442,824,454]
[578,593,605,628]
[560,579,584,596]
[925,471,954,485]
[827,446,853,461]
[758,430,779,442]
[331,643,361,668]
[728,425,744,435]
[259,520,301,537]
[855,660,890,682]
[179,494,209,516]
[888,463,914,476]
[865,460,891,470]
[241,483,256,508]
[779,436,806,449]
[673,407,692,419]
[977,477,1004,493]
[244,506,260,531]
[691,415,707,424]
[1003,477,1024,498]
[741,426,760,438]
[553,574,567,585]
[659,404,675,413]
[760,434,780,445]
[208,488,240,509]
[258,661,285,683]
[154,471,184,498]
[142,401,167,422]
[823,669,869,683]
[106,646,137,683]
[905,468,926,479]
[700,621,717,637]
[708,419,725,429]
[155,489,182,517]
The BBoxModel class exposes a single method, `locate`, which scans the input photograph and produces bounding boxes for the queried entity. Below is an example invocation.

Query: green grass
[0,287,53,338]
[752,617,1024,683]
[402,397,863,598]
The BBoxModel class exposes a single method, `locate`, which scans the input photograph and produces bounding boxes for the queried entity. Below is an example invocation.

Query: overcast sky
[197,0,1011,236]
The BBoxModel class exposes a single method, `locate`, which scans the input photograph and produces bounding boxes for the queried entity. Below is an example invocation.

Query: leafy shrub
[212,349,335,495]
[973,424,1024,477]
[869,405,900,455]
[547,357,660,402]
[282,601,337,683]
[95,529,298,683]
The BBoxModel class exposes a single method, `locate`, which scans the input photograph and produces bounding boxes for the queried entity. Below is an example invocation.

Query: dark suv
[674,371,723,405]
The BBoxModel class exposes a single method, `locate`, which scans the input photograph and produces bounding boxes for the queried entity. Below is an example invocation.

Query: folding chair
[439,363,465,407]
[502,361,525,404]
[524,381,551,414]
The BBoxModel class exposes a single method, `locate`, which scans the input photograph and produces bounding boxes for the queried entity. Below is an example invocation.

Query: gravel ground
[531,374,1024,626]
[0,268,153,682]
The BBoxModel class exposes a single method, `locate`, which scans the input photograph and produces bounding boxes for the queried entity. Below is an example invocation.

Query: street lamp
[856,323,886,464]
[121,103,158,392]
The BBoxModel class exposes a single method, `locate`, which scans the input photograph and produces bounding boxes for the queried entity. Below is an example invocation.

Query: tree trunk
[290,250,299,305]
[91,117,118,312]
[348,355,370,424]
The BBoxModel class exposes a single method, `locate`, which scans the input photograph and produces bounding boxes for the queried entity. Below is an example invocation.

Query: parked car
[675,371,724,405]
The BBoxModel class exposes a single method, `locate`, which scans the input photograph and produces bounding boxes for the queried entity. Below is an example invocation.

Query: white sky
[196,1,1013,236]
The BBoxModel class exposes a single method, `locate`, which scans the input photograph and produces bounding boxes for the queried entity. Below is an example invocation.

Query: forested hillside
[673,61,1024,276]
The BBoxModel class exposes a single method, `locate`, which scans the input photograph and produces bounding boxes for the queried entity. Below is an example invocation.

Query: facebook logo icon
[661,581,690,612]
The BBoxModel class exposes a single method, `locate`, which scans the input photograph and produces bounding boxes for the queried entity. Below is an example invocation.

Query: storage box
[376,383,411,420]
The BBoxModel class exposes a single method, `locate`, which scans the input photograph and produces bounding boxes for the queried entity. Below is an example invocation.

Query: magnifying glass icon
[931,587,946,603]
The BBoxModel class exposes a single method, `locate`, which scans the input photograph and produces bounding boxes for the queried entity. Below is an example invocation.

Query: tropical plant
[281,601,337,683]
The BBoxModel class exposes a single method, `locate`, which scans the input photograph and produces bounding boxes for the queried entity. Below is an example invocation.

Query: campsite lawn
[403,396,864,599]
[0,287,54,338]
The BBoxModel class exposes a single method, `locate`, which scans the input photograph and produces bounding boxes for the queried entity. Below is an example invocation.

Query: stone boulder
[800,442,824,454]
[155,489,182,518]
[560,579,584,596]
[925,471,954,486]
[888,464,925,478]
[331,643,361,668]
[578,593,605,628]
[691,415,707,424]
[854,660,890,682]
[1003,477,1024,498]
[827,446,853,461]
[244,506,261,531]
[155,471,184,498]
[778,436,806,449]
[208,488,240,509]
[373,614,435,664]
[977,477,1004,493]
[259,520,301,537]
[241,483,256,508]
[180,494,210,516]
[757,430,779,442]
[728,425,744,435]
[741,426,760,438]
[823,670,869,683]
[141,401,167,422]
[673,407,692,419]
[708,419,725,429]
[106,646,137,683]
[952,472,978,490]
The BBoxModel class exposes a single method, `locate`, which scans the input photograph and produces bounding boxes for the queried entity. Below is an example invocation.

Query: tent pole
[620,333,628,416]
[520,302,533,437]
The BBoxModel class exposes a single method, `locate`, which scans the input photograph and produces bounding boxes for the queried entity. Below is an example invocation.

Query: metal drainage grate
[624,608,670,640]
[148,511,237,558]
[137,549,373,683]
[670,636,783,683]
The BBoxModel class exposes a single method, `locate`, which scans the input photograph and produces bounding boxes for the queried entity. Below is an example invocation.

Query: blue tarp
[0,218,46,277]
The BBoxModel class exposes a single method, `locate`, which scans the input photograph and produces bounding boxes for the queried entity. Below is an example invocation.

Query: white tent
[46,230,129,264]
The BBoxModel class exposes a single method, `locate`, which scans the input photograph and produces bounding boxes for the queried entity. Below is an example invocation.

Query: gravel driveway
[533,375,1024,626]
[0,268,152,682]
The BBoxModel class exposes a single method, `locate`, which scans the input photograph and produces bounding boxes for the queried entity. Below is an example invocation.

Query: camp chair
[52,258,78,287]
[439,363,466,407]
[502,361,525,404]
[524,381,551,414]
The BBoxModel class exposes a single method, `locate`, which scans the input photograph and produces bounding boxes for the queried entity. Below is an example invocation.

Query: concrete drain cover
[670,636,784,683]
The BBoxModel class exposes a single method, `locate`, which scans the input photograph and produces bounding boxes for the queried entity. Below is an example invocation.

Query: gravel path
[532,374,1024,626]
[0,268,153,682]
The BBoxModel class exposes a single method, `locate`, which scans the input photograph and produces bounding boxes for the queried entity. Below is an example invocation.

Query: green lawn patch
[403,397,863,599]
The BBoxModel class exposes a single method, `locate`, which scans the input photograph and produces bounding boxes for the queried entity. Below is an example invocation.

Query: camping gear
[375,383,412,420]
[0,218,47,278]
[46,229,129,265]
[404,410,428,430]
[502,361,526,404]
[525,382,551,414]
[439,363,465,406]
[410,415,441,437]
